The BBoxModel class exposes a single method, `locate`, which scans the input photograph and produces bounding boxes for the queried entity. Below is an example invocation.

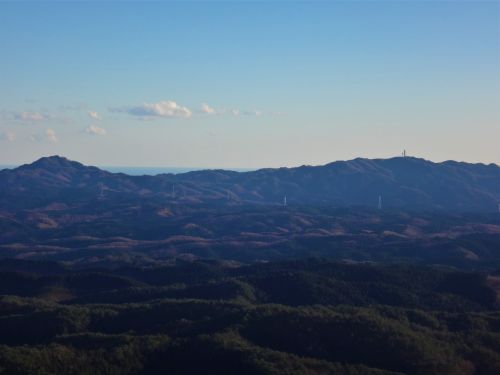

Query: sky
[0,1,499,168]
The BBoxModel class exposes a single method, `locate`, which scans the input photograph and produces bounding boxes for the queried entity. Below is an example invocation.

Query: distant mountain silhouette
[1,155,499,211]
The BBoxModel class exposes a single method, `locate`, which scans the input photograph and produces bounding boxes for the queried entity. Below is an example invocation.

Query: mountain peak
[1,156,113,193]
[20,155,85,171]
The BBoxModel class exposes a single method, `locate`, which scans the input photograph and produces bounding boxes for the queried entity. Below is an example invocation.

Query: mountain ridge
[1,155,499,212]
[5,154,499,173]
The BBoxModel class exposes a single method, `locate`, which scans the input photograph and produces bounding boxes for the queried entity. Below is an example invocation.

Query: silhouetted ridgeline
[1,155,499,211]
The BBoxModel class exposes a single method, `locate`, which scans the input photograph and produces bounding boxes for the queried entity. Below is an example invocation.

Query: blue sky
[0,1,499,168]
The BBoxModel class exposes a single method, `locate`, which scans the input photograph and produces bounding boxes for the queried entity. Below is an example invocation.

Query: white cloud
[200,103,216,115]
[46,129,58,143]
[88,111,101,120]
[111,100,192,119]
[85,124,107,136]
[204,108,264,117]
[109,100,276,120]
[15,111,46,122]
[198,105,257,117]
[0,130,15,142]
[239,109,263,117]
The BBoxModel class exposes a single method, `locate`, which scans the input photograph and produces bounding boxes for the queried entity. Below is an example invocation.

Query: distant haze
[101,166,255,175]
[0,164,254,175]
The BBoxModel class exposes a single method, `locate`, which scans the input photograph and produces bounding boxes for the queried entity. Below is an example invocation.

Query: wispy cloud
[85,124,107,136]
[88,111,101,120]
[46,129,58,143]
[249,110,262,117]
[110,100,278,120]
[29,129,58,143]
[207,107,265,117]
[2,109,76,124]
[0,130,15,142]
[200,103,216,115]
[110,100,192,119]
[15,111,47,122]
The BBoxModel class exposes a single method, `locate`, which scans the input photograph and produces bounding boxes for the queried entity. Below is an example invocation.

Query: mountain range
[1,155,499,212]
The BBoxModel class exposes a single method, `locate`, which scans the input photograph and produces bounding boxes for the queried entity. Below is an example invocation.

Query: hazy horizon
[1,153,499,175]
[0,162,256,175]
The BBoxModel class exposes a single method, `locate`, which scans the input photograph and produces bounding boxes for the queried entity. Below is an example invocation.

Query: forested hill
[0,258,499,374]
[1,155,499,211]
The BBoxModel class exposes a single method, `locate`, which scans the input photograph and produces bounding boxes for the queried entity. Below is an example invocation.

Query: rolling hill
[1,155,499,211]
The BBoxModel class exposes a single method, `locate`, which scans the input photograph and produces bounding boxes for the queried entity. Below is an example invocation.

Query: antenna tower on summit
[402,149,406,157]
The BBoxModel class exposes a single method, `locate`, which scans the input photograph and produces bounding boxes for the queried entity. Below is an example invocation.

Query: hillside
[1,158,500,373]
[0,259,498,375]
[1,156,499,211]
